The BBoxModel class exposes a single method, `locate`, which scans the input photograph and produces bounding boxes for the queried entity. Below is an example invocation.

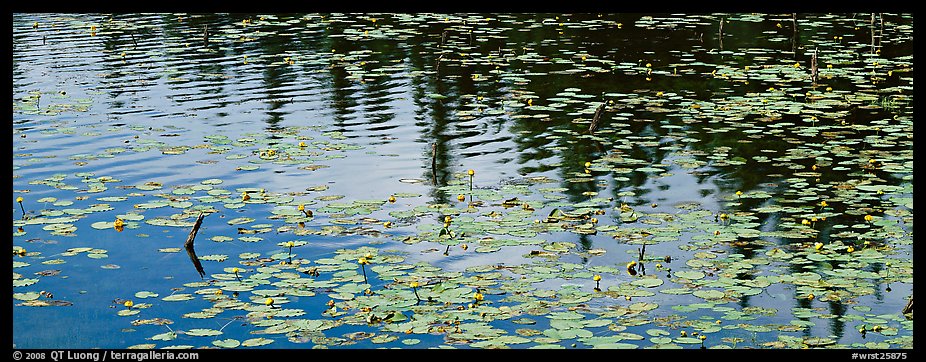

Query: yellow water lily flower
[474,292,484,302]
[358,257,370,265]
[124,300,133,308]
[232,267,240,274]
[461,244,468,250]
[801,219,811,226]
[814,243,824,251]
[299,141,306,147]
[114,218,125,228]
[242,192,250,201]
[410,281,419,288]
[626,260,637,269]
[388,195,396,203]
[593,275,601,282]
[265,297,274,306]
[382,221,392,228]
[735,191,742,197]
[807,293,815,300]
[847,246,855,253]
[17,196,24,203]
[457,194,466,202]
[286,241,295,248]
[819,201,827,208]
[864,215,873,222]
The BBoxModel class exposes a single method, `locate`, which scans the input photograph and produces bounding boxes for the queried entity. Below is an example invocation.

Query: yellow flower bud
[467,169,475,176]
[388,195,396,203]
[265,297,274,306]
[593,275,601,282]
[17,196,23,203]
[814,243,823,251]
[410,281,419,288]
[457,194,466,202]
[124,300,133,308]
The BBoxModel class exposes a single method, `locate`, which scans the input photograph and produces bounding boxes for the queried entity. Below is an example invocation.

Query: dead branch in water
[184,212,207,279]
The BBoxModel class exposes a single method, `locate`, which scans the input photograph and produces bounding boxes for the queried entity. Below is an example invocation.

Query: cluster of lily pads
[13,13,912,349]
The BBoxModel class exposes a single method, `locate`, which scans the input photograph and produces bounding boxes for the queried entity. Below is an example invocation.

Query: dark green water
[12,13,913,349]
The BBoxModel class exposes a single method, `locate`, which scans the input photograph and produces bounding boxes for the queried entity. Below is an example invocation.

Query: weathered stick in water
[811,47,818,85]
[588,102,606,133]
[431,143,438,184]
[184,212,206,249]
[185,212,207,278]
[903,296,913,314]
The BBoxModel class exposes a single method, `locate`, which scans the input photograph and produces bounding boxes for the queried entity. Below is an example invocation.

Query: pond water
[12,13,913,350]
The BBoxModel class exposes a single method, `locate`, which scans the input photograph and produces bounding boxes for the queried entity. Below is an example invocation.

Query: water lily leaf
[135,291,159,299]
[162,294,195,302]
[241,337,274,347]
[185,328,222,337]
[151,332,177,341]
[212,339,240,348]
[630,277,664,288]
[693,290,725,300]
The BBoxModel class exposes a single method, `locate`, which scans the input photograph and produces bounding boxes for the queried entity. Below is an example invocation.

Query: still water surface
[12,13,913,349]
